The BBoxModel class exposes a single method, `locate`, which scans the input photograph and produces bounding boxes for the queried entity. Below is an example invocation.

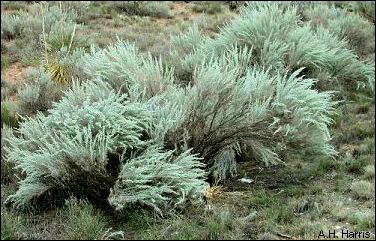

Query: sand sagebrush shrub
[81,40,335,181]
[1,3,77,41]
[166,65,336,180]
[5,78,208,213]
[82,40,175,99]
[170,2,374,92]
[5,79,151,209]
[109,1,172,18]
[304,4,375,57]
[108,145,208,215]
[17,68,65,116]
[5,36,337,213]
[1,14,24,40]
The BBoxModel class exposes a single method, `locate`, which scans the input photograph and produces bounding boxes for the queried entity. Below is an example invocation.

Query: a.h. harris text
[318,229,371,239]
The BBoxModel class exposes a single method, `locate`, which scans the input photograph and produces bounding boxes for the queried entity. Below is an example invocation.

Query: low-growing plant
[0,209,27,240]
[1,101,19,128]
[1,14,24,40]
[109,1,172,18]
[60,197,110,240]
[304,4,375,58]
[350,180,375,200]
[1,1,27,11]
[1,125,17,184]
[192,1,225,14]
[363,165,375,180]
[349,210,375,230]
[17,68,65,116]
[1,55,10,71]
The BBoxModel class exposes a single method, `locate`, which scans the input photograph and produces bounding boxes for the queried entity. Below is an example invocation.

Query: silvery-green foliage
[170,1,374,91]
[108,145,208,215]
[209,143,240,181]
[49,1,91,19]
[170,24,203,56]
[304,3,375,57]
[25,3,78,34]
[82,40,175,100]
[5,79,152,209]
[146,87,188,147]
[161,50,336,180]
[2,3,77,40]
[1,14,24,39]
[18,68,65,116]
[314,27,375,92]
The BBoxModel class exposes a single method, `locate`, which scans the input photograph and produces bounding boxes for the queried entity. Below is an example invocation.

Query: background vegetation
[1,1,375,240]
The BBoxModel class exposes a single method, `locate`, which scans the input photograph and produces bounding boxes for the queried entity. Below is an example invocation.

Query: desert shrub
[48,1,92,22]
[1,14,24,40]
[82,40,175,99]
[349,1,375,22]
[83,40,336,182]
[108,145,208,215]
[5,25,337,214]
[109,1,172,18]
[17,68,65,116]
[1,101,19,128]
[304,4,375,57]
[170,2,375,93]
[163,56,336,180]
[350,180,375,200]
[349,210,375,229]
[192,1,225,14]
[1,3,77,41]
[2,2,89,67]
[4,78,208,213]
[5,79,149,209]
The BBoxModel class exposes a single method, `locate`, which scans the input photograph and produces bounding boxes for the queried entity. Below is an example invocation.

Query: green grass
[349,210,375,229]
[1,101,19,128]
[350,180,375,200]
[1,55,10,71]
[1,211,26,240]
[60,197,111,240]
